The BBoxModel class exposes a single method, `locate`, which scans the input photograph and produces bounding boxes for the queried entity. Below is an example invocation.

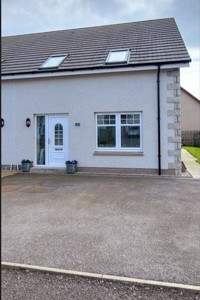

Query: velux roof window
[40,55,67,69]
[106,50,129,64]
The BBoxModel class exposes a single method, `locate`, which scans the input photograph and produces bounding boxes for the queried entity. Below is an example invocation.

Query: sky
[2,0,200,99]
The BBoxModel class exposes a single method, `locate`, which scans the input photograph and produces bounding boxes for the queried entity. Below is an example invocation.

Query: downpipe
[157,65,161,175]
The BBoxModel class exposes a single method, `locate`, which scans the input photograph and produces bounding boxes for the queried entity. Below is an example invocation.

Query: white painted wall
[2,70,175,170]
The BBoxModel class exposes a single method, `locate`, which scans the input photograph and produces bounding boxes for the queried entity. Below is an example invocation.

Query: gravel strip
[2,268,200,300]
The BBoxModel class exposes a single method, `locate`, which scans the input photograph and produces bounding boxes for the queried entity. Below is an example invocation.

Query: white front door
[48,115,68,166]
[36,115,68,167]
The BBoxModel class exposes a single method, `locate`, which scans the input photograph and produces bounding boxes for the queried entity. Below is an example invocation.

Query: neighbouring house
[181,87,200,131]
[1,18,191,175]
[181,87,200,146]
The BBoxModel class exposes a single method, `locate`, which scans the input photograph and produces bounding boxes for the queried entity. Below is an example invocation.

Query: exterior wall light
[1,118,4,127]
[26,118,31,127]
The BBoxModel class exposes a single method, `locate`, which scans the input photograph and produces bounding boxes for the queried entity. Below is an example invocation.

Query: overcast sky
[2,0,200,98]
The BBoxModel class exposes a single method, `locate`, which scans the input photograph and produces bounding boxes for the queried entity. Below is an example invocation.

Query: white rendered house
[1,18,191,175]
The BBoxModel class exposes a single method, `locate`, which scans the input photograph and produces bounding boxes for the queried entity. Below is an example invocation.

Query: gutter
[157,65,161,175]
[1,62,189,81]
[1,60,190,78]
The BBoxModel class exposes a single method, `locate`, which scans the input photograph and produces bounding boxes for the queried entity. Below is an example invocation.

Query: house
[1,18,191,175]
[181,87,200,131]
[181,87,200,146]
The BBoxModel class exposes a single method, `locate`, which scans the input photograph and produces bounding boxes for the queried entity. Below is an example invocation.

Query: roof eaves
[1,59,191,77]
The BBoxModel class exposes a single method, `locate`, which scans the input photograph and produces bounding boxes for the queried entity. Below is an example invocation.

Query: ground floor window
[96,112,142,151]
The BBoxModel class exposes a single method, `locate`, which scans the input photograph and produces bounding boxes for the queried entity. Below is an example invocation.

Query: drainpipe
[157,65,161,175]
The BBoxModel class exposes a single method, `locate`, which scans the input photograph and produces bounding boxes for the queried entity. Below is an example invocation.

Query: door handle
[48,138,50,144]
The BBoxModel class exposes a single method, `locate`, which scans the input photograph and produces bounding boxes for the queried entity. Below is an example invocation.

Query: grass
[183,146,200,164]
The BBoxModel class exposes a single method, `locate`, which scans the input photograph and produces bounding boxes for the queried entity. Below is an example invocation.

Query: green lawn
[183,146,200,164]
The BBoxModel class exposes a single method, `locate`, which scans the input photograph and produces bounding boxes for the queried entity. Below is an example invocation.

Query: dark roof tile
[1,18,191,75]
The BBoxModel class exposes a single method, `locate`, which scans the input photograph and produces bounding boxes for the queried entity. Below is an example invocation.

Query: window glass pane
[121,114,126,124]
[98,126,116,147]
[121,114,134,124]
[127,114,134,124]
[37,116,45,165]
[97,114,116,125]
[55,124,63,146]
[97,115,104,125]
[107,50,129,63]
[110,115,116,124]
[121,126,140,148]
[104,115,109,125]
[134,114,140,124]
[40,55,66,69]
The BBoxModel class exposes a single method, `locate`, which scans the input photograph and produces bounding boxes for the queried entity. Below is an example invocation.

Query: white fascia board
[1,63,189,81]
[160,63,189,69]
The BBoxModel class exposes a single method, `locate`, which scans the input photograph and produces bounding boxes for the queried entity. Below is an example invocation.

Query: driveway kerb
[2,262,200,291]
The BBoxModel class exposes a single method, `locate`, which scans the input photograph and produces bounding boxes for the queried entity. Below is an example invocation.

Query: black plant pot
[73,163,78,172]
[66,164,76,174]
[21,162,31,172]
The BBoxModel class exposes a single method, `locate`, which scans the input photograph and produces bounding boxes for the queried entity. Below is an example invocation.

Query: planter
[21,159,33,172]
[21,162,31,172]
[65,160,78,174]
[66,163,76,174]
[73,162,78,172]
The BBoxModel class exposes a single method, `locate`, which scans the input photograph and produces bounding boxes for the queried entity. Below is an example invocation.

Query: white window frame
[96,112,142,151]
[54,123,64,146]
[106,49,130,64]
[40,54,67,69]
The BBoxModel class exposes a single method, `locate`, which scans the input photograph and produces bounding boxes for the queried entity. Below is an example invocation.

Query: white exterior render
[2,68,181,174]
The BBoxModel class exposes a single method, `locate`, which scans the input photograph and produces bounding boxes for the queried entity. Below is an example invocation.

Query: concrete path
[2,174,200,286]
[181,149,200,179]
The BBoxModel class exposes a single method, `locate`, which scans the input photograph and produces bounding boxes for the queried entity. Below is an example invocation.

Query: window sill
[93,151,143,156]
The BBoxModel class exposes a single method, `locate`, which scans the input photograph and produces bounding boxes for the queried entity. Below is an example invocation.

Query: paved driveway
[2,174,200,285]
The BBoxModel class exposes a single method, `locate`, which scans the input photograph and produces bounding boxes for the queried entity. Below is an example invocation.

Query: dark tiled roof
[1,18,191,75]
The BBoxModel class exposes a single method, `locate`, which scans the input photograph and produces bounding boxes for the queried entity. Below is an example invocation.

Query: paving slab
[2,184,23,192]
[2,174,200,286]
[182,149,200,179]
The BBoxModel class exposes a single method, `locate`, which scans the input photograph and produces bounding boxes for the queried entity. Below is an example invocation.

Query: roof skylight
[106,50,129,64]
[40,55,67,69]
